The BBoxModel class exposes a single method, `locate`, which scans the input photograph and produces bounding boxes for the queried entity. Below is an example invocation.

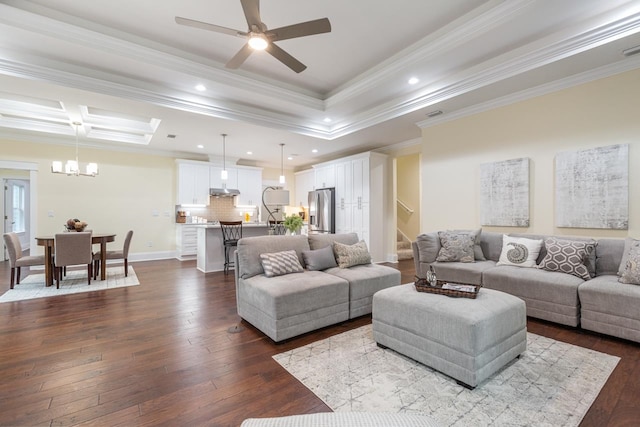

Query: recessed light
[427,110,443,117]
[323,117,332,123]
[408,77,419,85]
[167,134,177,139]
[312,149,318,153]
[247,151,253,155]
[197,144,204,149]
[287,156,293,160]
[195,84,206,91]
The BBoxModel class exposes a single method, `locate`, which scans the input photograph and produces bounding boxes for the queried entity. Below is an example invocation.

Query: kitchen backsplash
[176,197,258,223]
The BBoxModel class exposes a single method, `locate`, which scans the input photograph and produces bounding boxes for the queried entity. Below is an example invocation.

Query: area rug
[273,325,619,427]
[0,266,139,303]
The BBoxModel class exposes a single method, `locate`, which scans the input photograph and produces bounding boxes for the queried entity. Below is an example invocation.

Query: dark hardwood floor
[0,257,638,426]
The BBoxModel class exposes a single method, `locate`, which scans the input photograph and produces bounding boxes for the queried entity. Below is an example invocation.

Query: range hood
[210,188,240,197]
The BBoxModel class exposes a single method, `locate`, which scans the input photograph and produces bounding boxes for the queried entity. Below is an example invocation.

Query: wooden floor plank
[1,258,639,426]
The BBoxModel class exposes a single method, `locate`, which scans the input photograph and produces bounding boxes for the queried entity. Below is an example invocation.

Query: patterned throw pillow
[436,232,475,263]
[497,235,543,268]
[260,250,304,277]
[619,241,640,285]
[618,237,640,276]
[333,240,372,268]
[537,238,594,280]
[451,228,486,261]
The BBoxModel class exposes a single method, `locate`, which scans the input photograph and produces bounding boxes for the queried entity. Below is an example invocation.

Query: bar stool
[268,220,286,235]
[220,221,243,275]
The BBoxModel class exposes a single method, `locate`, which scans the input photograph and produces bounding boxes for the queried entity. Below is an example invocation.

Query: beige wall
[396,153,421,241]
[0,139,176,257]
[421,68,640,238]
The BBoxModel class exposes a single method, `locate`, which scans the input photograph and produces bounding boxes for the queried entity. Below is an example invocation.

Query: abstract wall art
[555,144,628,229]
[480,157,530,227]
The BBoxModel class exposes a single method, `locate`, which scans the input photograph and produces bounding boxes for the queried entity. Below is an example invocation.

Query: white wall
[420,68,640,238]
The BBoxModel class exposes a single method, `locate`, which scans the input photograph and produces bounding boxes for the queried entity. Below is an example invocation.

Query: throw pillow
[537,238,593,280]
[260,250,304,277]
[452,228,486,261]
[496,235,544,268]
[436,232,475,263]
[302,245,338,271]
[618,237,640,276]
[619,241,640,285]
[333,240,372,268]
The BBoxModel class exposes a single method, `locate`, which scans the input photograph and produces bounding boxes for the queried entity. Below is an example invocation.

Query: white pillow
[497,235,543,268]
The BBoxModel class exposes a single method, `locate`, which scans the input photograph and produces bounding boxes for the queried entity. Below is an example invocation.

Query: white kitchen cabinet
[294,169,314,207]
[177,161,210,206]
[176,224,198,259]
[327,152,386,262]
[210,165,238,190]
[235,167,262,206]
[313,163,336,189]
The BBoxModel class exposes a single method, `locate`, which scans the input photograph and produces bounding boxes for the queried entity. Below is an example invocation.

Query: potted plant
[282,214,303,235]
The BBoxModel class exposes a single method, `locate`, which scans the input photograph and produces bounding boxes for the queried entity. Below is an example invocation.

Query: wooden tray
[414,277,481,299]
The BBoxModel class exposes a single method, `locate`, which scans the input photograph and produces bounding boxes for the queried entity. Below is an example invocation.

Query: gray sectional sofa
[413,231,640,343]
[234,233,401,342]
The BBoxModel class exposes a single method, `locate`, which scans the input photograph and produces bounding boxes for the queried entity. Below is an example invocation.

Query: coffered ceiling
[1,0,640,169]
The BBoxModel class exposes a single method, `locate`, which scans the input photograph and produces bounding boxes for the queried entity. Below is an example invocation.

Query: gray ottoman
[372,284,526,388]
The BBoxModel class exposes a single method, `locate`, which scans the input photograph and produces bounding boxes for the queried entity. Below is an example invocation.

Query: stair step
[397,248,413,261]
[397,241,411,250]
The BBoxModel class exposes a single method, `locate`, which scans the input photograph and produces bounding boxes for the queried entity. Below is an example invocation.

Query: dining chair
[93,230,133,279]
[220,221,243,275]
[3,232,46,289]
[54,231,93,289]
[268,220,286,235]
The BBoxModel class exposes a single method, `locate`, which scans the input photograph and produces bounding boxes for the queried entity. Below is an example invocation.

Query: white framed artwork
[555,144,628,229]
[480,157,530,227]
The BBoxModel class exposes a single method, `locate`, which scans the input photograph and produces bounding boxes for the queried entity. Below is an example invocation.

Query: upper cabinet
[235,167,262,206]
[314,163,336,189]
[176,161,210,206]
[294,169,314,207]
[210,165,238,189]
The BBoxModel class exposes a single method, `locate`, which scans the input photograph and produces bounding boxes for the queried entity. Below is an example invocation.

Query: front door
[3,179,30,259]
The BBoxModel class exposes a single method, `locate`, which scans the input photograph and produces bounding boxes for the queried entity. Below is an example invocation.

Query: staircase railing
[397,198,414,214]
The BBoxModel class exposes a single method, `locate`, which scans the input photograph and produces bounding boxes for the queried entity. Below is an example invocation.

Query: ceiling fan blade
[267,18,331,42]
[226,43,254,69]
[240,0,262,30]
[175,16,246,37]
[265,43,306,73]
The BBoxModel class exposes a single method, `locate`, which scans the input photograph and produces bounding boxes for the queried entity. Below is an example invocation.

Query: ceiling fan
[175,0,331,73]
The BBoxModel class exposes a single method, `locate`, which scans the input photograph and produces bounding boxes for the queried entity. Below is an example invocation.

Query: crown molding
[324,0,533,108]
[416,55,640,129]
[0,3,325,110]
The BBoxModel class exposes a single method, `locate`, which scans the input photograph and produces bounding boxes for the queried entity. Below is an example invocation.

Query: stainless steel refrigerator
[308,188,335,234]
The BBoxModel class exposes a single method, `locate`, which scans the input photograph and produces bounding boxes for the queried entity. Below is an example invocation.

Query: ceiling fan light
[248,34,268,50]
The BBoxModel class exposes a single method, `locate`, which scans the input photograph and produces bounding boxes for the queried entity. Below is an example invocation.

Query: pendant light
[51,122,98,177]
[279,143,286,184]
[221,133,228,183]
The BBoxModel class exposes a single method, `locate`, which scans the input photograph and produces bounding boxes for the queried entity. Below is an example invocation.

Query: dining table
[35,233,116,287]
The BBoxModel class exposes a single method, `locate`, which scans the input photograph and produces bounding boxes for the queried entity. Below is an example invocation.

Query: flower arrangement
[65,218,88,232]
[282,214,303,234]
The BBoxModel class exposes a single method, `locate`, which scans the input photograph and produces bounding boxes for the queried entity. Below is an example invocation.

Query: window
[12,183,25,233]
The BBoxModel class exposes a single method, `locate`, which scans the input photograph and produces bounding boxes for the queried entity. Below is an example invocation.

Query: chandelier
[51,122,99,177]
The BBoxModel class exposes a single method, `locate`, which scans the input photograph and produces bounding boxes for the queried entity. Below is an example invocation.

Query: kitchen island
[196,223,271,273]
